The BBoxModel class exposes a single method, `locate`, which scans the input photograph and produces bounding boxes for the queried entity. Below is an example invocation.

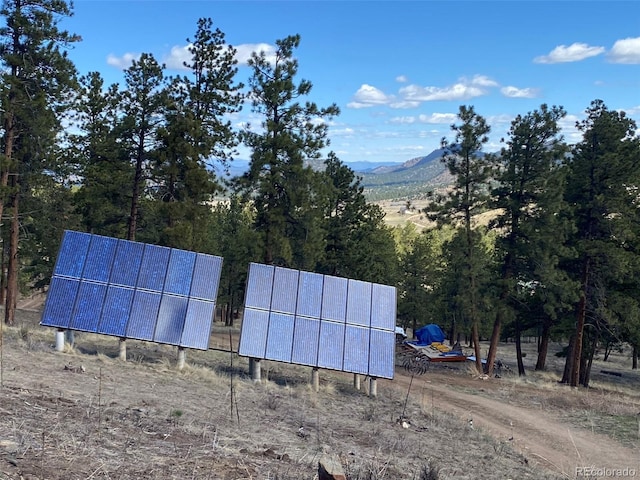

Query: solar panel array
[238,263,397,379]
[40,230,223,350]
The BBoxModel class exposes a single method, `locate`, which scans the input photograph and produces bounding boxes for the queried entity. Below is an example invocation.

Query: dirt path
[385,370,640,477]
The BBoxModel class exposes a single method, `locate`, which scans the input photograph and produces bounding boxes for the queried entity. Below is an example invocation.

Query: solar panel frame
[238,262,397,379]
[41,230,224,351]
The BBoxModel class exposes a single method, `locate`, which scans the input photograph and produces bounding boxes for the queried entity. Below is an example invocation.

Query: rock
[318,454,346,480]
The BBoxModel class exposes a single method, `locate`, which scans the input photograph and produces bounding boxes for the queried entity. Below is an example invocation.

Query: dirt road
[386,369,640,477]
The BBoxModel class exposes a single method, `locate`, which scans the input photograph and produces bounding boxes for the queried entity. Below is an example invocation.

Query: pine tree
[236,34,339,267]
[0,0,79,324]
[562,100,640,387]
[71,71,133,237]
[425,105,493,373]
[119,53,166,241]
[486,104,574,376]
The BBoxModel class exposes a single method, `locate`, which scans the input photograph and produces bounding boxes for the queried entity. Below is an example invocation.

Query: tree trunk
[485,311,502,377]
[568,259,590,386]
[515,319,525,376]
[535,318,552,371]
[561,334,575,384]
[4,189,19,326]
[471,321,482,374]
[632,344,638,370]
[581,331,598,388]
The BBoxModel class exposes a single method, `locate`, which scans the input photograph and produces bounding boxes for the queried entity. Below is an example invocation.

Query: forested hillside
[1,1,639,390]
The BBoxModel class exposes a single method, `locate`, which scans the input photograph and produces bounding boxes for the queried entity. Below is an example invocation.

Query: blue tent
[414,324,446,346]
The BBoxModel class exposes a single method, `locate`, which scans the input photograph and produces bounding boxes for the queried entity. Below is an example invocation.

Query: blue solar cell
[40,277,80,328]
[137,244,170,291]
[369,330,395,379]
[296,271,323,318]
[69,282,108,332]
[346,279,372,327]
[321,275,348,322]
[126,291,162,340]
[370,284,396,331]
[291,316,320,366]
[98,286,135,337]
[110,239,144,287]
[265,312,294,362]
[154,295,189,345]
[238,307,269,358]
[317,320,345,371]
[54,231,91,278]
[83,235,118,283]
[271,267,298,314]
[343,325,371,375]
[164,249,196,296]
[245,263,274,310]
[180,299,216,350]
[191,254,223,300]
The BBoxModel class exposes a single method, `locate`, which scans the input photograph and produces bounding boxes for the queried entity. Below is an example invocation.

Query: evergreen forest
[1,2,639,388]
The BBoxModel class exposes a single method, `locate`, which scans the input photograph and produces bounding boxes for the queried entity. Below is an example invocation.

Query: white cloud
[501,86,539,98]
[106,52,139,69]
[389,100,421,109]
[399,82,486,102]
[607,37,640,64]
[235,43,277,65]
[163,44,192,70]
[347,84,394,108]
[389,113,456,124]
[348,75,497,109]
[534,42,605,63]
[469,74,498,87]
[396,75,408,83]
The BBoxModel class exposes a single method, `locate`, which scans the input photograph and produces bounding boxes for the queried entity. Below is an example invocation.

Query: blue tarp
[413,324,445,346]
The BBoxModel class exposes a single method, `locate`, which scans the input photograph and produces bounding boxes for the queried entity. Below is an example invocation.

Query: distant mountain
[345,160,400,173]
[359,148,451,200]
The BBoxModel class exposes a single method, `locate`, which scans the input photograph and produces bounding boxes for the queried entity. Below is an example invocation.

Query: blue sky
[62,1,640,164]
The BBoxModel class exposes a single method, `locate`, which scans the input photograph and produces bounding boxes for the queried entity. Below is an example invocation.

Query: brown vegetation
[0,309,638,479]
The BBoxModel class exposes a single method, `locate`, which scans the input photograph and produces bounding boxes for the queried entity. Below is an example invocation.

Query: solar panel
[271,267,299,314]
[317,320,345,371]
[291,316,320,366]
[296,271,323,318]
[53,231,91,278]
[343,325,370,374]
[238,263,396,379]
[40,230,223,350]
[265,312,294,362]
[244,263,274,310]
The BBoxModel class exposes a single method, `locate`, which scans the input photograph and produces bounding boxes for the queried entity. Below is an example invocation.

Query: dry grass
[0,312,567,480]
